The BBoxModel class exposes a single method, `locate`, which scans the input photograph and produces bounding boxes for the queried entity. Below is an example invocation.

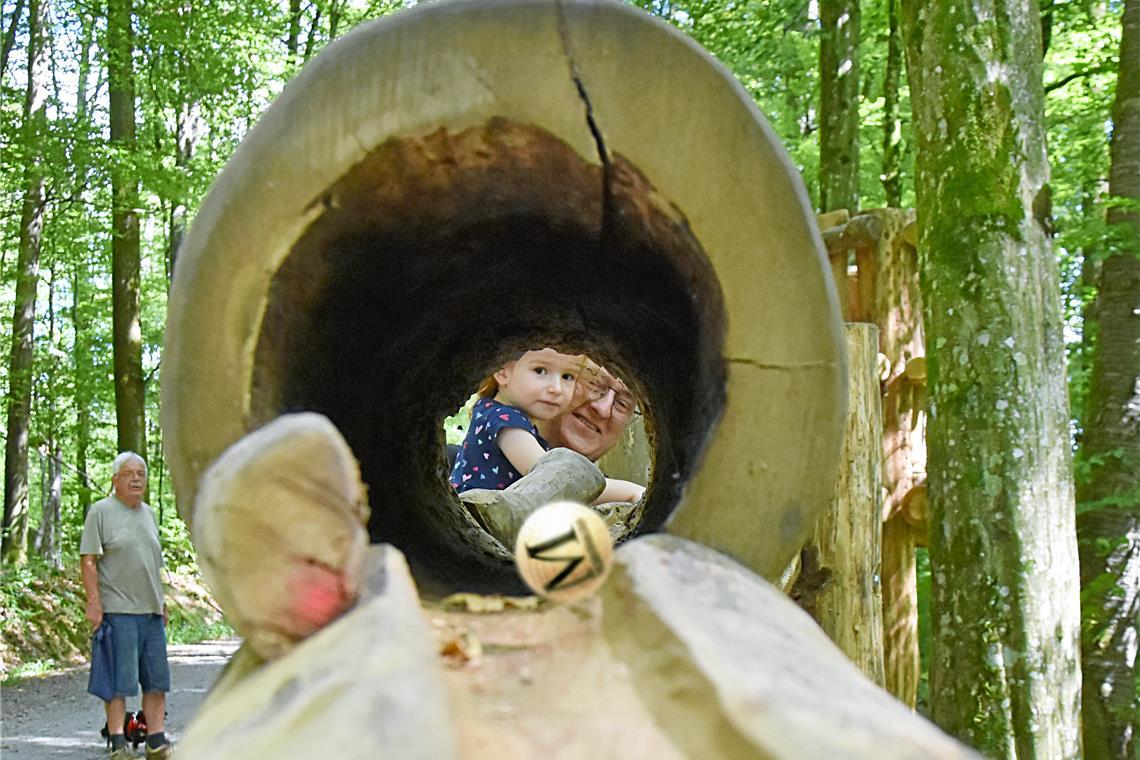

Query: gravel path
[1,640,238,759]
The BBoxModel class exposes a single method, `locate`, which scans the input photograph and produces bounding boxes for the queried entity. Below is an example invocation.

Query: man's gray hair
[112,451,147,477]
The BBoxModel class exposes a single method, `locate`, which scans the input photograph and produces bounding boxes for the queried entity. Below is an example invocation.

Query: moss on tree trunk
[901,0,1083,754]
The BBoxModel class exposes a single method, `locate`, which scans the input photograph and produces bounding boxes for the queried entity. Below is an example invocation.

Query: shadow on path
[1,640,239,759]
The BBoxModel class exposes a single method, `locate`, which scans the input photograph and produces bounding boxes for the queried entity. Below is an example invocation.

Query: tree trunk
[800,323,886,686]
[328,0,343,40]
[0,0,25,79]
[35,450,62,569]
[72,13,95,517]
[34,272,62,568]
[880,0,903,207]
[287,0,302,58]
[3,0,47,566]
[108,0,147,457]
[1076,0,1140,754]
[73,265,95,517]
[902,0,1083,753]
[1077,508,1139,759]
[166,100,198,287]
[819,0,861,213]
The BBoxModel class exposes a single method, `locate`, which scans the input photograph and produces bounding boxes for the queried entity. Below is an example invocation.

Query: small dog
[100,710,148,749]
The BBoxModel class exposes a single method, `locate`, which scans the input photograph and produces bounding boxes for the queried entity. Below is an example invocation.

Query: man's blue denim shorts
[105,613,170,696]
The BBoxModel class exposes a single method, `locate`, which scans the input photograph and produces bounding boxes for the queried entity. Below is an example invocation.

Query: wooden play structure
[161,0,964,756]
[795,207,929,710]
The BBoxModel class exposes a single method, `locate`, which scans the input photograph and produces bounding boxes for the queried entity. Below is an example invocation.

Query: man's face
[546,370,638,461]
[113,461,147,504]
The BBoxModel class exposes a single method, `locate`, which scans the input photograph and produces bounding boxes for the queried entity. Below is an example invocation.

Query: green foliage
[1045,0,1122,441]
[0,553,232,679]
[444,394,481,446]
[0,556,97,678]
[0,0,1132,728]
[159,512,200,573]
[165,605,234,646]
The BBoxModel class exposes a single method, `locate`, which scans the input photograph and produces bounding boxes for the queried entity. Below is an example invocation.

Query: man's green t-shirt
[80,495,165,615]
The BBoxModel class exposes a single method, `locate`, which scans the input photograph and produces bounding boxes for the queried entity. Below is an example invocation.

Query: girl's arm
[496,427,550,477]
[500,429,645,503]
[595,478,645,504]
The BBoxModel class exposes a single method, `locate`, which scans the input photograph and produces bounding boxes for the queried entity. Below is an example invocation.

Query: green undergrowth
[0,556,233,684]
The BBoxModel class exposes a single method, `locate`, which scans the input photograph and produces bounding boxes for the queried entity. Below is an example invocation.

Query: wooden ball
[514,501,614,602]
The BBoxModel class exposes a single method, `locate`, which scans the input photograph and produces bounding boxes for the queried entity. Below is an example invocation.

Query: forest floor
[0,639,237,759]
[1,563,231,682]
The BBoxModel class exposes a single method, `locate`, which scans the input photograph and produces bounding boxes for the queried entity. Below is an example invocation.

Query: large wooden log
[797,323,885,684]
[604,534,978,758]
[162,0,847,592]
[176,545,458,758]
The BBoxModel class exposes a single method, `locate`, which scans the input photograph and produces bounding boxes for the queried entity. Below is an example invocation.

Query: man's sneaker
[108,747,134,759]
[192,413,371,661]
[144,743,173,759]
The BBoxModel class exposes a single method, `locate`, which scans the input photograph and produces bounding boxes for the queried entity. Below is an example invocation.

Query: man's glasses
[582,378,641,423]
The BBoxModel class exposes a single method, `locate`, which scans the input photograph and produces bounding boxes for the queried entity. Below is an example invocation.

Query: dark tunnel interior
[249,119,728,595]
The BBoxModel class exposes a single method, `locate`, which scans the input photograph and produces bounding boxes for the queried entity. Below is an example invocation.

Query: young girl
[450,348,581,492]
[450,349,645,504]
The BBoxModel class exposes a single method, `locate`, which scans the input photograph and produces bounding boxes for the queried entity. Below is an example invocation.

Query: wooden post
[866,209,926,709]
[817,208,926,706]
[796,323,886,685]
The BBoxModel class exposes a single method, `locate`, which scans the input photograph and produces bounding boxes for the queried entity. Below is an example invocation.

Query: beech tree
[819,0,861,212]
[1076,0,1140,755]
[901,0,1083,753]
[108,0,147,457]
[2,0,46,565]
[880,0,902,207]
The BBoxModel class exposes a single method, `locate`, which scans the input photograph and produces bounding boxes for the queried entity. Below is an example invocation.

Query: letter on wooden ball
[514,501,614,602]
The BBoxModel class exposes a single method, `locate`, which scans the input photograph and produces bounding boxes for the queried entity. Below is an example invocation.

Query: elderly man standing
[80,452,172,759]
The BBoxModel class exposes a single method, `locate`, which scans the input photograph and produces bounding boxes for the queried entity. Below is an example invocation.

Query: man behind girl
[449,348,644,504]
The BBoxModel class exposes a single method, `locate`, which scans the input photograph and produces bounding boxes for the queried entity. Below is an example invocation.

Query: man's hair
[112,451,147,477]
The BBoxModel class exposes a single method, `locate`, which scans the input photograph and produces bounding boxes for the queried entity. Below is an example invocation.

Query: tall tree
[819,0,861,212]
[1076,0,1140,754]
[0,0,25,79]
[901,0,1083,753]
[34,270,63,569]
[880,0,902,207]
[3,0,47,565]
[71,10,97,516]
[108,0,147,457]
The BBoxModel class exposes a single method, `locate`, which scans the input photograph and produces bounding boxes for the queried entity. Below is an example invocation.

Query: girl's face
[494,349,581,421]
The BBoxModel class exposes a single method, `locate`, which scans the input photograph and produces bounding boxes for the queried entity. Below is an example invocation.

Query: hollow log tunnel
[162,0,847,597]
[248,120,727,592]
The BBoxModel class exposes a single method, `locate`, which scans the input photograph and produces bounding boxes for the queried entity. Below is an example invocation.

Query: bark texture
[3,0,46,565]
[802,323,885,685]
[819,0,861,213]
[868,208,927,709]
[108,0,147,457]
[1076,0,1140,754]
[1077,508,1139,759]
[901,0,1083,753]
[881,0,903,207]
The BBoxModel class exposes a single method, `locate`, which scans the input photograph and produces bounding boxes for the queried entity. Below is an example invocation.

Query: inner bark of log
[249,118,726,595]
